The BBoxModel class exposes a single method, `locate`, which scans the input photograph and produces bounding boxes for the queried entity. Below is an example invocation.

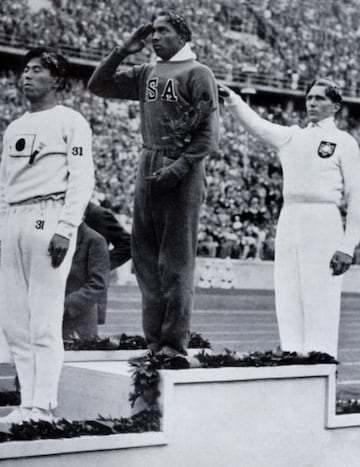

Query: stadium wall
[117,258,360,293]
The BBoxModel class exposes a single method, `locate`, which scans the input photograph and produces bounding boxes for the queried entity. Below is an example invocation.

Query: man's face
[152,17,184,61]
[21,57,58,101]
[305,84,339,123]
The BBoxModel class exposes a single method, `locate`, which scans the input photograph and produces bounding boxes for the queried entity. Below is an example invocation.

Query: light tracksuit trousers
[0,199,76,410]
[275,203,343,358]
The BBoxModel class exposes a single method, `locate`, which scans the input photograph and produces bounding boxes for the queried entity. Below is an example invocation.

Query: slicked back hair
[306,78,343,104]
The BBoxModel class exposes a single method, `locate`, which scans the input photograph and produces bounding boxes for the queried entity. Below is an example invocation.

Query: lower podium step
[56,361,133,421]
[4,362,360,467]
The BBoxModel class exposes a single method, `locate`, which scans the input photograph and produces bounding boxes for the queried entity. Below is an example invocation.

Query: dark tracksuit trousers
[132,146,206,351]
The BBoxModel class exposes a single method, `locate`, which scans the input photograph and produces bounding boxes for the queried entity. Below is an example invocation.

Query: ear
[52,76,62,91]
[333,102,341,113]
[17,75,25,94]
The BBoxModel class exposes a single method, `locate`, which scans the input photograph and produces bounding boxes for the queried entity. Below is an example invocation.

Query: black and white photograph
[1,1,360,465]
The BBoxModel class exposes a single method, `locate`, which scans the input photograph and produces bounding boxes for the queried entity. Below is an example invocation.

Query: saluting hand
[48,233,70,268]
[123,23,154,55]
[329,250,353,276]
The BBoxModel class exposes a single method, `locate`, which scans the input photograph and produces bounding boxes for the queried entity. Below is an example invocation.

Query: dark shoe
[147,343,161,354]
[160,345,187,358]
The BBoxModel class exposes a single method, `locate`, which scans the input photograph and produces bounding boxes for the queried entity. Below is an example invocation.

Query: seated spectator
[63,222,110,339]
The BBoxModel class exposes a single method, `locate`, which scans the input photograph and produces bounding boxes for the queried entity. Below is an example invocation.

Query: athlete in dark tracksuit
[88,12,219,355]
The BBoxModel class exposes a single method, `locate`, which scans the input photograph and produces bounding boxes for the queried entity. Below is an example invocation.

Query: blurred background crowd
[1,0,360,262]
[2,0,360,93]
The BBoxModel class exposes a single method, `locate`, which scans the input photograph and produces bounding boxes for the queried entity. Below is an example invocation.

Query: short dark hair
[154,10,192,42]
[23,47,70,91]
[306,78,343,104]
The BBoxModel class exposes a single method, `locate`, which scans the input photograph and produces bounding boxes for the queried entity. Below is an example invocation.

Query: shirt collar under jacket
[307,116,336,129]
[156,43,197,62]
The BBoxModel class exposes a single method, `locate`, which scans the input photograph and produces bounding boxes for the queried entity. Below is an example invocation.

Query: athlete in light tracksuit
[88,12,219,357]
[0,47,94,424]
[220,79,360,358]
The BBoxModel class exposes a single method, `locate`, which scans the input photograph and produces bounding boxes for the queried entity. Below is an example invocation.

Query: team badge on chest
[317,141,336,158]
[9,134,36,157]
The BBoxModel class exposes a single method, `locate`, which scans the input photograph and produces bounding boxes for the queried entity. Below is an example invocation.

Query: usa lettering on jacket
[146,78,178,102]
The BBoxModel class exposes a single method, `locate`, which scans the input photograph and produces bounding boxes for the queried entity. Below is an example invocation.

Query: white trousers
[275,203,343,358]
[0,200,76,410]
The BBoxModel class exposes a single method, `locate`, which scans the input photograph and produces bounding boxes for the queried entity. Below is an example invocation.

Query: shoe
[147,343,161,353]
[0,407,32,424]
[158,346,190,369]
[160,345,188,358]
[29,408,55,423]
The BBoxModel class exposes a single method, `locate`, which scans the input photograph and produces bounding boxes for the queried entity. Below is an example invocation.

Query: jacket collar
[307,116,336,129]
[157,43,197,62]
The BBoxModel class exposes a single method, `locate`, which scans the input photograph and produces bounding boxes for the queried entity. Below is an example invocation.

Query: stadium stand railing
[1,33,360,101]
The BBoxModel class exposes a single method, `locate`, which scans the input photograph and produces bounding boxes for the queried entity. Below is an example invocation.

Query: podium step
[56,362,133,421]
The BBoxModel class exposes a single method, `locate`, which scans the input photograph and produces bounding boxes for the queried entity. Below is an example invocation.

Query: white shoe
[0,407,32,424]
[29,408,55,423]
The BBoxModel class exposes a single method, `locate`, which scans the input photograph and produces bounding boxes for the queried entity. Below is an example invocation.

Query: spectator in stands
[3,0,360,95]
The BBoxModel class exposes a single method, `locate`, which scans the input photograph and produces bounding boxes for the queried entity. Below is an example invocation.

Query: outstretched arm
[218,83,293,149]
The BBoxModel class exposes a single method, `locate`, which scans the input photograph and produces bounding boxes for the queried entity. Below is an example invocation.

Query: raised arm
[219,84,293,149]
[87,24,153,99]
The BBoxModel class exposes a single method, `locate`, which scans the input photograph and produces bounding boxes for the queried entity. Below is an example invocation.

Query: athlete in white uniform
[0,48,94,424]
[219,79,360,357]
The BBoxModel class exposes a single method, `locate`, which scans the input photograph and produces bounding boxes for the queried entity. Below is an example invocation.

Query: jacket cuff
[56,221,77,240]
[169,157,191,179]
[337,243,355,258]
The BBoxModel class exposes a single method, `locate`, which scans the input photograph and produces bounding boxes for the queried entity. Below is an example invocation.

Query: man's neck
[28,95,58,113]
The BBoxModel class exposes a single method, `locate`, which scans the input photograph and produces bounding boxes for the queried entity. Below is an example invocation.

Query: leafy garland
[128,352,190,411]
[0,410,161,442]
[0,345,357,443]
[196,348,338,368]
[0,391,20,407]
[63,332,211,351]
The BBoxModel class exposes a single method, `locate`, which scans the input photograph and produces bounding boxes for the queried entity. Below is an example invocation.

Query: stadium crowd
[1,0,360,94]
[2,70,360,261]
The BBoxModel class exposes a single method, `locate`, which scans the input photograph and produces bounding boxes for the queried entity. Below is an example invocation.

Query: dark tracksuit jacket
[63,222,110,339]
[85,201,132,324]
[88,45,219,351]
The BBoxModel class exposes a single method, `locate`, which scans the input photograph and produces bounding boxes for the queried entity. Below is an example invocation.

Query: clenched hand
[48,234,70,268]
